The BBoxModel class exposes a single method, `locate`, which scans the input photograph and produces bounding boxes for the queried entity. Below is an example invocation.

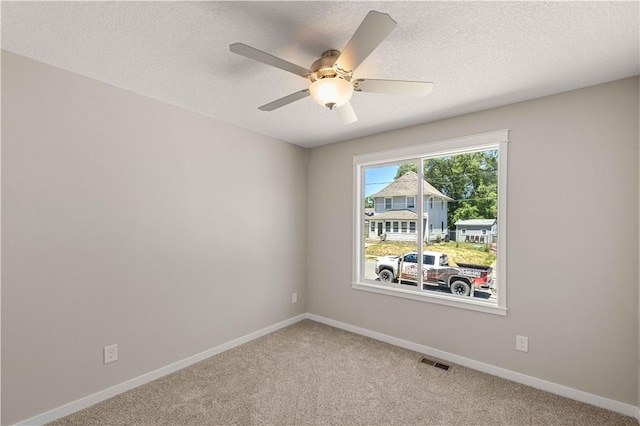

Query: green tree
[364,197,374,208]
[395,151,498,228]
[394,163,417,180]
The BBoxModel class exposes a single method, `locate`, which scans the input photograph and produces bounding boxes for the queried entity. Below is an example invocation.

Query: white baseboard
[14,312,640,424]
[15,314,307,426]
[305,313,639,419]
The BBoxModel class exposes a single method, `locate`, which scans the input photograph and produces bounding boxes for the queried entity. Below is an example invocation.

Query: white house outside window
[353,130,509,315]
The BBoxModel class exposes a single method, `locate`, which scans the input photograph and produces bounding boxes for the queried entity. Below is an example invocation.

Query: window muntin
[353,130,508,315]
[384,198,392,209]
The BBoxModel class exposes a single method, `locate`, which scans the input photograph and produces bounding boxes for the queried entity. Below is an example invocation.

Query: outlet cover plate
[516,335,528,352]
[104,344,118,364]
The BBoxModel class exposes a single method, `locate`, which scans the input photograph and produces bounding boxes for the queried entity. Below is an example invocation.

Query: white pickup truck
[374,251,493,297]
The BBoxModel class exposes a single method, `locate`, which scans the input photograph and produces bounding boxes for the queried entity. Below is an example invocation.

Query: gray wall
[1,51,308,424]
[307,77,639,405]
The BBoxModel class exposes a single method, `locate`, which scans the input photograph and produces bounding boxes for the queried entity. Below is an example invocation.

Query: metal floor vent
[420,357,451,371]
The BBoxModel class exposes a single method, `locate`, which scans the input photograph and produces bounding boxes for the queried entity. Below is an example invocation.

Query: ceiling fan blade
[354,79,434,96]
[258,89,310,111]
[334,11,397,74]
[336,101,358,124]
[230,43,311,78]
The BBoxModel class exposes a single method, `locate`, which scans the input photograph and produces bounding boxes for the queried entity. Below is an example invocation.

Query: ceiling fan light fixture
[309,77,353,110]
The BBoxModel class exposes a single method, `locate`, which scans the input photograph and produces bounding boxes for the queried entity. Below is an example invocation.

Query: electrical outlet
[104,344,118,364]
[516,335,528,352]
[292,293,298,304]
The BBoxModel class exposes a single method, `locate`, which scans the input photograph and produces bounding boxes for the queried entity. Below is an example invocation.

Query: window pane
[363,162,419,282]
[422,149,498,302]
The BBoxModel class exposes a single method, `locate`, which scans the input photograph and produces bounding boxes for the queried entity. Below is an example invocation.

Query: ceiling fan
[229,10,433,124]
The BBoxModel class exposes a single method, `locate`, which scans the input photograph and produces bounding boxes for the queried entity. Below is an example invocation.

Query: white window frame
[384,197,392,209]
[352,130,509,316]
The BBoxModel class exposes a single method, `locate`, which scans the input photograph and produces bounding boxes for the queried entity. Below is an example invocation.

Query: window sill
[351,281,507,316]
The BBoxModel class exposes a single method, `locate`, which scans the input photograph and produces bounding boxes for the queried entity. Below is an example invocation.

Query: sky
[364,165,399,197]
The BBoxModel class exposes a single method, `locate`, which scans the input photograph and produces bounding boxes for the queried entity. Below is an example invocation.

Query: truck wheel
[450,280,471,296]
[379,269,394,283]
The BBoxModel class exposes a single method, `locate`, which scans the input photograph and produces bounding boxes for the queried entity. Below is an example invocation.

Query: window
[482,229,487,235]
[407,196,415,209]
[385,221,391,232]
[370,222,376,233]
[385,198,392,209]
[354,130,508,315]
[404,253,417,263]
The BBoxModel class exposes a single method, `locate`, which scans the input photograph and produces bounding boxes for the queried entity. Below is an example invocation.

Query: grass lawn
[365,240,496,267]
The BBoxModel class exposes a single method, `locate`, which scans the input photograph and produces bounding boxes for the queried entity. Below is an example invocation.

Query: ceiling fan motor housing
[310,50,350,81]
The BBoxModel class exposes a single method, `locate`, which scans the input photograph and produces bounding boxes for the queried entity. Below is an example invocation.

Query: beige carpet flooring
[49,319,637,425]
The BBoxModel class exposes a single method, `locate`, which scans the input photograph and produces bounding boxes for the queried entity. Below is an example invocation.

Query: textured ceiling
[2,1,639,148]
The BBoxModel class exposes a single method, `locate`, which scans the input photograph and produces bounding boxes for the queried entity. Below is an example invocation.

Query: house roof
[369,171,453,201]
[455,219,497,227]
